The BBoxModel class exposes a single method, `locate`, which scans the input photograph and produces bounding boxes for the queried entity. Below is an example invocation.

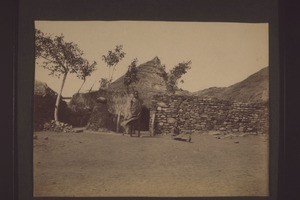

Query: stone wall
[150,95,269,135]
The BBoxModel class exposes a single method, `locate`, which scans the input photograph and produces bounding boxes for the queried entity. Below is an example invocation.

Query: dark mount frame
[16,0,280,200]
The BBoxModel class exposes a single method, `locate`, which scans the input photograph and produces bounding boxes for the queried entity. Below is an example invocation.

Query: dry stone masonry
[150,95,268,135]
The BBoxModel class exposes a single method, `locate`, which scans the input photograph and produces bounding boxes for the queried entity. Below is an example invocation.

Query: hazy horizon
[35,21,269,97]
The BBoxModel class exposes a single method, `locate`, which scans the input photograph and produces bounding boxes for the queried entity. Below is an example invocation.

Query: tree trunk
[54,72,68,122]
[77,79,86,93]
[88,80,96,93]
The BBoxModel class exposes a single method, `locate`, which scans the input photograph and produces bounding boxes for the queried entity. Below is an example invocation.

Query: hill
[193,67,269,103]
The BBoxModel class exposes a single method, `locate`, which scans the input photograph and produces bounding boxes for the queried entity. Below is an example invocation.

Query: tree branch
[40,54,67,72]
[39,55,56,64]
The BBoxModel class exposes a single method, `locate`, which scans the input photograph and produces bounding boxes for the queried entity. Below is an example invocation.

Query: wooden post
[150,113,156,136]
[116,111,121,133]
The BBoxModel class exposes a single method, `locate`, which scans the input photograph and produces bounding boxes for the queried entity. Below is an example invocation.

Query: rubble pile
[34,80,72,130]
[43,120,74,132]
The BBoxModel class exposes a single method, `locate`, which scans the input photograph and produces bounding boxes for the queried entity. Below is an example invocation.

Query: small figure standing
[121,91,143,137]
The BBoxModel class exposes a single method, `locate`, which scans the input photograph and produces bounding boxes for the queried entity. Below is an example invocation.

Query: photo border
[16,0,280,199]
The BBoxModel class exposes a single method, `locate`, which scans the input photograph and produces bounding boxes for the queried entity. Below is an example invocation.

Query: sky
[35,21,268,97]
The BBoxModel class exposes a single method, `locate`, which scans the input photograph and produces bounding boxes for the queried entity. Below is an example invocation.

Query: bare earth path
[33,131,268,197]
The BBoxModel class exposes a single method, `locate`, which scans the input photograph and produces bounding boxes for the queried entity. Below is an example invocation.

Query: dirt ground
[33,130,269,197]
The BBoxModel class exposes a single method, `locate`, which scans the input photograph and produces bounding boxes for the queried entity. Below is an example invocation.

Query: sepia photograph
[33,21,269,197]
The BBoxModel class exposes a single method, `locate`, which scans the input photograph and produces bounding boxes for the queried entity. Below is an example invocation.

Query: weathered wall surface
[150,95,269,135]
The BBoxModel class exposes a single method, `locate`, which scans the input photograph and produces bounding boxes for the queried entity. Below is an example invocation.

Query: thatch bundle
[86,98,114,131]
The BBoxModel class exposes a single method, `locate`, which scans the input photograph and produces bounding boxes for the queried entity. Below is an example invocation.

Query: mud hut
[69,57,172,132]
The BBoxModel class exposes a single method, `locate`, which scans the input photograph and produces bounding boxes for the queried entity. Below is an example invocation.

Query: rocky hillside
[193,67,269,103]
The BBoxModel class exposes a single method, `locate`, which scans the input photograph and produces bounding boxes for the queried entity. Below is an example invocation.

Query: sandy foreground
[33,130,269,197]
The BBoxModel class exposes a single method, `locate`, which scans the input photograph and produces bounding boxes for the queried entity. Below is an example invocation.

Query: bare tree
[35,29,96,122]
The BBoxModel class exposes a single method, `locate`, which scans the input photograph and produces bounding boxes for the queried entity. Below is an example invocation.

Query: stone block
[239,127,245,132]
[167,117,177,124]
[246,127,253,132]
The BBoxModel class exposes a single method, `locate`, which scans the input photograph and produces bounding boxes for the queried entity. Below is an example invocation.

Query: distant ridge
[193,67,269,103]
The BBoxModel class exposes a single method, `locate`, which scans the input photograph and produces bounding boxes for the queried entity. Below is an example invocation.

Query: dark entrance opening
[140,105,150,131]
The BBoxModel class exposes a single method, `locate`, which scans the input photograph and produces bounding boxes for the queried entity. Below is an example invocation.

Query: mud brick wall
[150,95,269,135]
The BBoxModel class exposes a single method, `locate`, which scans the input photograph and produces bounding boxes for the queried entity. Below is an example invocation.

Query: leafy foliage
[166,61,192,93]
[102,45,126,83]
[35,29,97,121]
[99,78,110,89]
[123,58,139,92]
[76,61,97,81]
[35,29,96,79]
[160,64,169,81]
[77,61,97,93]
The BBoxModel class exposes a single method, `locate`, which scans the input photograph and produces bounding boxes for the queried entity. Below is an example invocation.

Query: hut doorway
[140,105,150,131]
